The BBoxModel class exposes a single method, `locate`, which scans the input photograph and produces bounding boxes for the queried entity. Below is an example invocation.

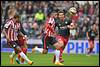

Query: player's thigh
[48,37,58,45]
[49,37,64,49]
[88,40,94,48]
[57,36,64,47]
[9,41,22,53]
[13,41,22,51]
[91,40,94,48]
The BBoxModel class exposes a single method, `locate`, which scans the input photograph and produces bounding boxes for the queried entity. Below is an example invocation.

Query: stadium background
[1,1,99,54]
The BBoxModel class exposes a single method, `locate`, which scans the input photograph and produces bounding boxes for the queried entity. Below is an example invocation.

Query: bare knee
[54,42,64,50]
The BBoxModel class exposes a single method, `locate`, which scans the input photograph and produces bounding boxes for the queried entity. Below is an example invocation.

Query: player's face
[58,13,65,20]
[51,12,57,18]
[53,13,58,18]
[92,24,96,31]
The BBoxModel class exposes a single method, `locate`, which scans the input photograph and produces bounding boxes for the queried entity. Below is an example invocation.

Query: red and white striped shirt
[44,17,55,36]
[4,18,20,41]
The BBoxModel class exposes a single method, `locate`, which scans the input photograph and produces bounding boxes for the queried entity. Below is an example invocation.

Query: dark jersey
[88,29,98,40]
[55,18,72,37]
[19,22,26,35]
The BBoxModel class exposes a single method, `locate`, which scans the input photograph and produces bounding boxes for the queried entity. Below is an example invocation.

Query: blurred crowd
[1,1,99,40]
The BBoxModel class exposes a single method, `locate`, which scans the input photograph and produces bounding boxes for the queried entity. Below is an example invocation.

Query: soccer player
[53,7,77,63]
[32,10,58,54]
[2,14,33,65]
[86,23,98,56]
[16,34,28,64]
[43,12,64,65]
[33,10,64,65]
[9,18,28,64]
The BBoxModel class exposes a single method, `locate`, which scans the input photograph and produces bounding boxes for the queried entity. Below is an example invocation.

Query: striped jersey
[44,17,55,36]
[4,18,20,41]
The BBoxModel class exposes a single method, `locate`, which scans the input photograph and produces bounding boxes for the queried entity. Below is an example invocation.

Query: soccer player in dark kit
[53,7,77,63]
[86,23,98,56]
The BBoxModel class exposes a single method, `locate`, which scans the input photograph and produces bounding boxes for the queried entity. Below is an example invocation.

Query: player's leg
[9,50,16,64]
[8,42,16,64]
[90,40,94,53]
[12,41,33,65]
[20,47,27,64]
[16,47,27,64]
[16,36,28,64]
[59,37,69,62]
[16,35,23,64]
[52,36,63,63]
[87,40,94,56]
[53,42,64,65]
[20,39,28,64]
[32,34,48,54]
[32,46,44,53]
[50,37,64,65]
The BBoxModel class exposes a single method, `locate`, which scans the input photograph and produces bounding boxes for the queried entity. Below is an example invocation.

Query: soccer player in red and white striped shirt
[44,11,64,65]
[32,11,64,65]
[2,15,33,65]
[32,10,58,54]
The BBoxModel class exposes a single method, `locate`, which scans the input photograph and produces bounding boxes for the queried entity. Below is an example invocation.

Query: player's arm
[18,30,27,40]
[2,28,10,42]
[2,21,11,42]
[86,31,90,40]
[18,22,27,39]
[95,31,99,40]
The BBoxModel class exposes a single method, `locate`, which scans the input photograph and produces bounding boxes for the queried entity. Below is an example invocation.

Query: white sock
[19,52,30,62]
[35,47,43,53]
[55,50,60,62]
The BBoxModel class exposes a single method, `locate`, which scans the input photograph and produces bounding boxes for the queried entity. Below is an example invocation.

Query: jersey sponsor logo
[65,21,68,24]
[63,40,99,54]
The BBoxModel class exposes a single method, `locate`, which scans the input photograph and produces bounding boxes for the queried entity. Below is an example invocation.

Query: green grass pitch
[1,52,99,66]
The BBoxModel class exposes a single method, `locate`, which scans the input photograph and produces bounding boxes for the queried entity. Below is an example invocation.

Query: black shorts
[46,36,58,45]
[8,41,19,48]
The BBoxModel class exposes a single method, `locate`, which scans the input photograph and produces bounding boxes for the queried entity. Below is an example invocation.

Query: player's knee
[54,44,62,50]
[58,41,64,47]
[92,45,94,49]
[22,48,27,54]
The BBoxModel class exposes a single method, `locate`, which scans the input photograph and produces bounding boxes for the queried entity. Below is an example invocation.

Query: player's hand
[87,37,90,40]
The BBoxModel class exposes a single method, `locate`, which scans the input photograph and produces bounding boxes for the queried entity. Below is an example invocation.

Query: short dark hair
[58,10,65,16]
[58,10,64,14]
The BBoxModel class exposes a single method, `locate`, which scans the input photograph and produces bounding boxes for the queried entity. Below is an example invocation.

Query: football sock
[19,52,30,62]
[55,50,60,62]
